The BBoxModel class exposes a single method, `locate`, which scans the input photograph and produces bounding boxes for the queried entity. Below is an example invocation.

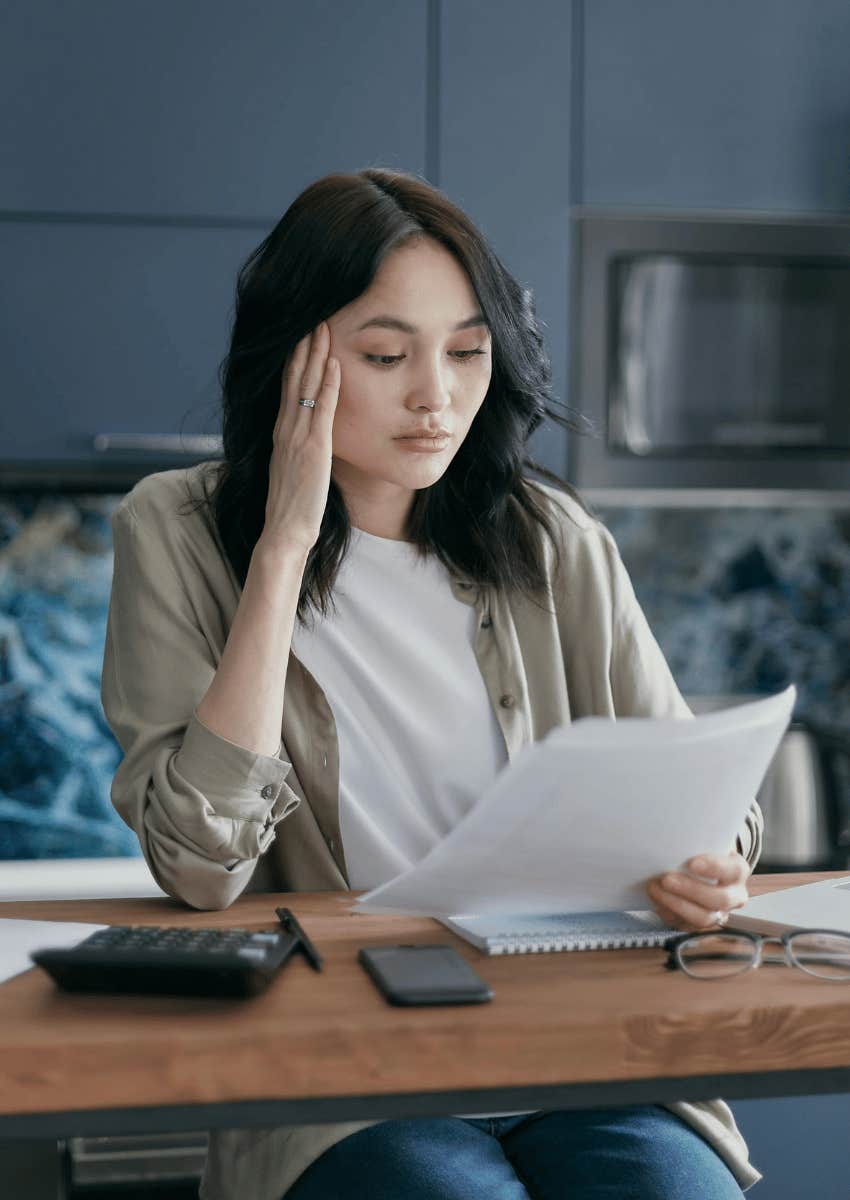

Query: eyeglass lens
[676,931,850,980]
[677,934,756,978]
[788,932,850,980]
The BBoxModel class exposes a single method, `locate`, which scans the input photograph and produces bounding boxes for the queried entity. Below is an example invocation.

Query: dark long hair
[183,166,590,623]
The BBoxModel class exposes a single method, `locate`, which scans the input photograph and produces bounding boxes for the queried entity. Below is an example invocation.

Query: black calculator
[30,925,302,998]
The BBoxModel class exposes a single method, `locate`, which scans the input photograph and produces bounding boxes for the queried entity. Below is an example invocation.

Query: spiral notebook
[437,910,679,955]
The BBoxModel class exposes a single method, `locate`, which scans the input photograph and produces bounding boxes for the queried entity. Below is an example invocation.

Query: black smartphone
[358,944,493,1006]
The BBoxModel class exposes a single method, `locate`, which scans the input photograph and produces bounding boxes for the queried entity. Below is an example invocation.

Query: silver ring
[712,911,729,927]
[298,397,316,408]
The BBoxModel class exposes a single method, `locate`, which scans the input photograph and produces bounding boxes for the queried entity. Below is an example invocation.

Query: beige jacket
[101,461,764,1198]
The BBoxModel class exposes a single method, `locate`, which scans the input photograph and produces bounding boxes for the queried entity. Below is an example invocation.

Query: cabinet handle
[93,434,223,454]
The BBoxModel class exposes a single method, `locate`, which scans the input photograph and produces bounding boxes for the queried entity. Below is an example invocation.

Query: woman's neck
[334,472,415,542]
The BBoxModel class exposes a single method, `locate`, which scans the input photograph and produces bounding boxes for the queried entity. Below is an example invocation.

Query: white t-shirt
[290,525,508,890]
[289,525,532,1120]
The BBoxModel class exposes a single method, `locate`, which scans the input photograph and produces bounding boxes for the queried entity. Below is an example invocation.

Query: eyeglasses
[665,929,850,981]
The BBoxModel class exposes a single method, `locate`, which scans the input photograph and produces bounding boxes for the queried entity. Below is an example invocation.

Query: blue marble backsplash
[595,505,850,729]
[1,489,848,860]
[0,493,132,860]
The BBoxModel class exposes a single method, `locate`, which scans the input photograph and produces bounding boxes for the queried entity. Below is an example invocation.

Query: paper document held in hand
[351,686,796,919]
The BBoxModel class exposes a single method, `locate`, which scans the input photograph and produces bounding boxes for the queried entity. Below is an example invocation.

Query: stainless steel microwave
[569,210,850,493]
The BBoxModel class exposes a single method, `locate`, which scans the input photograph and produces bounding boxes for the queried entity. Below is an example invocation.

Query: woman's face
[325,237,493,528]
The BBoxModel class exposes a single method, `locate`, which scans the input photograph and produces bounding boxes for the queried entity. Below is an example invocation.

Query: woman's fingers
[298,321,329,407]
[656,871,749,914]
[261,320,340,557]
[273,333,307,441]
[277,321,331,445]
[647,880,734,931]
[275,330,311,443]
[645,886,684,930]
[686,852,751,885]
[647,850,751,931]
[312,355,340,446]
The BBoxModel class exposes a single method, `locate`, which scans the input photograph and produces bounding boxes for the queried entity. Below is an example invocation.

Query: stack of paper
[351,686,796,919]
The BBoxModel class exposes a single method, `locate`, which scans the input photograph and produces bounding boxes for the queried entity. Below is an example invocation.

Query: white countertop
[0,857,168,902]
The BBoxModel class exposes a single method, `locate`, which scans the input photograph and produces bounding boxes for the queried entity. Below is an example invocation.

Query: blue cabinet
[1,220,260,467]
[582,0,850,213]
[438,0,574,481]
[0,1,427,220]
[0,1,428,483]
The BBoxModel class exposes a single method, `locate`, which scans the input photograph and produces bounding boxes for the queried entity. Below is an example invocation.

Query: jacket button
[499,693,515,708]
[329,838,336,853]
[481,616,492,628]
[260,784,275,800]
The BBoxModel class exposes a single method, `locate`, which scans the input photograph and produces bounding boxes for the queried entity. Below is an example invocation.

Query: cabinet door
[438,0,574,482]
[1,220,261,475]
[0,0,427,219]
[582,0,850,212]
[0,2,428,486]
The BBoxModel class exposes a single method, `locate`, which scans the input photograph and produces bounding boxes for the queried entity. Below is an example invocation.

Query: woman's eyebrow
[354,314,489,334]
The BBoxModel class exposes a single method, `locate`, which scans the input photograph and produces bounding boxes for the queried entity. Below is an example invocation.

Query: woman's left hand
[646,851,751,931]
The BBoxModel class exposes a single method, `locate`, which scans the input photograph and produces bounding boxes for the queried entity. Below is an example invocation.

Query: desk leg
[0,1138,67,1199]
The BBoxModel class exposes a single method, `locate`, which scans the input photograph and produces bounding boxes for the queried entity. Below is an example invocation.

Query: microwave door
[611,257,849,456]
[612,258,759,455]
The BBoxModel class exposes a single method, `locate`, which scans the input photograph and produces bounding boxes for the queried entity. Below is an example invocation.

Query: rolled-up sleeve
[599,523,764,871]
[101,498,301,910]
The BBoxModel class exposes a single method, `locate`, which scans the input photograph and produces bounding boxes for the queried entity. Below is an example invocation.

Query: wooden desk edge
[4,1065,850,1141]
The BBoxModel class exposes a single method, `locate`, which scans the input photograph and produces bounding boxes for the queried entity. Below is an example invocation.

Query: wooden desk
[2,872,850,1145]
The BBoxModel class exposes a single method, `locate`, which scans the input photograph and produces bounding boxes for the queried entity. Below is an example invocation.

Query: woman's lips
[395,435,451,452]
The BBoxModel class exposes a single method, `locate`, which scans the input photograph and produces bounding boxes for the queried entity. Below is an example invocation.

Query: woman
[101,167,763,1199]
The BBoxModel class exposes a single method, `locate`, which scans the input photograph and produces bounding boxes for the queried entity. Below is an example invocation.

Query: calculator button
[236,947,269,961]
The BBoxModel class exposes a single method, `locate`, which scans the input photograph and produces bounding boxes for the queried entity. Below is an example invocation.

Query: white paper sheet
[352,686,796,918]
[0,919,108,985]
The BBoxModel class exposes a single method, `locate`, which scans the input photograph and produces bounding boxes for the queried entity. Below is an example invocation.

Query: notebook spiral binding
[489,932,672,954]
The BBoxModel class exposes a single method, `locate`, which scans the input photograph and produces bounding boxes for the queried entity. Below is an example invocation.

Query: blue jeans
[285,1105,746,1199]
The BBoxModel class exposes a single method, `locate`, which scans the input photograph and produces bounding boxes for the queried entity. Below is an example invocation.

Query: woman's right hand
[258,320,340,559]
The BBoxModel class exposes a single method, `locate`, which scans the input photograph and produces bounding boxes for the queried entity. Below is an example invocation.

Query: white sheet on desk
[351,686,796,918]
[0,919,108,985]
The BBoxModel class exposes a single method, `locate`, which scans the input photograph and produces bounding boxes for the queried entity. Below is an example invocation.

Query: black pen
[275,907,324,972]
